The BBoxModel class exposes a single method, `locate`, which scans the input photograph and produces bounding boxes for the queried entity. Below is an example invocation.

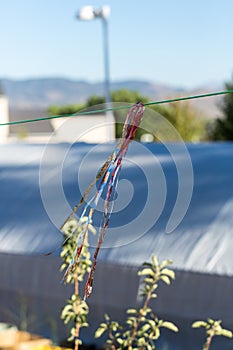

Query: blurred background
[0,0,233,143]
[0,1,233,350]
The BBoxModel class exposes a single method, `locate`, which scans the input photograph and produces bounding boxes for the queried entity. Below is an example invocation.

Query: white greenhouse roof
[0,142,233,276]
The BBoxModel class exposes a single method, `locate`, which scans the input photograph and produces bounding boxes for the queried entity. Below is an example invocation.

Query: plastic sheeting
[0,142,233,348]
[1,142,233,275]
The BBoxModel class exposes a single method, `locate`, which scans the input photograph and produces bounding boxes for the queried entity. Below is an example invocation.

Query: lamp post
[77,5,113,141]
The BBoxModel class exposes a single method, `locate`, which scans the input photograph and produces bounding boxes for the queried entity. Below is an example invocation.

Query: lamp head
[77,6,95,20]
[77,5,110,21]
[101,5,110,19]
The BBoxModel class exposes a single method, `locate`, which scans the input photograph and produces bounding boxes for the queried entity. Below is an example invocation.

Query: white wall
[51,113,115,143]
[0,96,9,143]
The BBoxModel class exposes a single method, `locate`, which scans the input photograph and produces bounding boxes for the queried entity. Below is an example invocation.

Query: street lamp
[77,5,113,141]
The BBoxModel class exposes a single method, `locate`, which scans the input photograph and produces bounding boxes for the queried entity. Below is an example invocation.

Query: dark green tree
[48,89,207,141]
[48,103,85,116]
[48,89,149,140]
[210,80,233,140]
[151,102,206,142]
[86,95,105,107]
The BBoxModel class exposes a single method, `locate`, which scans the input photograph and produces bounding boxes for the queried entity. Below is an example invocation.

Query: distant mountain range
[1,77,224,118]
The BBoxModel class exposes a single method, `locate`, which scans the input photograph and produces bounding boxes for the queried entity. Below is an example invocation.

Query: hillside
[1,77,223,119]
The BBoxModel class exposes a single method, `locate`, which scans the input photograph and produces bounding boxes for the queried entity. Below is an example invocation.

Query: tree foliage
[48,103,85,116]
[152,102,206,142]
[210,79,233,140]
[48,89,206,142]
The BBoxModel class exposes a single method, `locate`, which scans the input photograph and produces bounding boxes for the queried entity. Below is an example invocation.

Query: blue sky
[0,0,233,88]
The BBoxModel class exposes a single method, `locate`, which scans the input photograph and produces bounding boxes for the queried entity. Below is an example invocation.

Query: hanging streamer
[60,101,145,299]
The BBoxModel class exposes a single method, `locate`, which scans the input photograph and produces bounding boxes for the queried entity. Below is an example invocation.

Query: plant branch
[127,283,153,350]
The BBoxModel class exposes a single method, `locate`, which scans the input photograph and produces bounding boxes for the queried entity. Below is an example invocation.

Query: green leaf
[141,324,151,333]
[99,322,107,327]
[68,335,74,342]
[148,320,156,327]
[192,321,208,328]
[152,255,159,267]
[151,284,158,291]
[126,319,134,326]
[138,268,154,276]
[207,318,216,324]
[145,307,152,313]
[61,304,72,314]
[95,327,107,338]
[144,277,155,283]
[160,275,171,285]
[161,321,179,332]
[143,262,153,268]
[126,309,137,314]
[161,268,175,279]
[154,327,160,339]
[137,337,146,346]
[112,323,119,331]
[82,322,88,327]
[218,329,233,338]
[104,313,110,321]
[88,225,96,234]
[151,293,157,298]
[160,259,173,269]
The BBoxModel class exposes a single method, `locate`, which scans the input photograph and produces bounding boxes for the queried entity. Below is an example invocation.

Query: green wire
[145,89,233,106]
[1,89,233,127]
